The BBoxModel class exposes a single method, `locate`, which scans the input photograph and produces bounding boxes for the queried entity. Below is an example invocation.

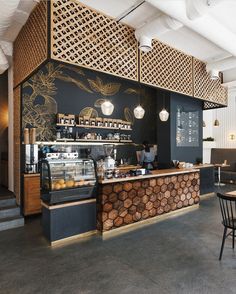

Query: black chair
[217,193,236,260]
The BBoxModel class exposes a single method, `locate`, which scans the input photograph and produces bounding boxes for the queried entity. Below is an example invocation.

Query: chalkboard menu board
[176,106,199,147]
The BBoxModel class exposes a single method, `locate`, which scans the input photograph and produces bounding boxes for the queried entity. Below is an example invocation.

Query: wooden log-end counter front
[97,169,200,232]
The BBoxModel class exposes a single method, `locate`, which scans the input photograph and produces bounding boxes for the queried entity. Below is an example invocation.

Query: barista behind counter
[138,141,157,170]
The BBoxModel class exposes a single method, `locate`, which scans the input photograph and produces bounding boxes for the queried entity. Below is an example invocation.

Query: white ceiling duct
[135,14,183,52]
[0,46,9,74]
[146,0,236,56]
[186,0,226,20]
[0,0,21,38]
[207,56,236,72]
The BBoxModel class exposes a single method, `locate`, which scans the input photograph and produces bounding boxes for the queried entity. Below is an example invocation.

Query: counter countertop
[193,164,214,169]
[99,168,199,184]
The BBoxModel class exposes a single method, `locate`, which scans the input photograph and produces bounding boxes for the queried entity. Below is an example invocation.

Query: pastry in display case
[40,153,97,204]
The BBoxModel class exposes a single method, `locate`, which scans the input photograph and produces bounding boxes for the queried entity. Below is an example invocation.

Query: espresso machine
[24,144,38,173]
[104,144,115,170]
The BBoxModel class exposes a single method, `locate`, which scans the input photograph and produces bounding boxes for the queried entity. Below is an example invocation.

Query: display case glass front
[41,159,96,191]
[41,158,97,204]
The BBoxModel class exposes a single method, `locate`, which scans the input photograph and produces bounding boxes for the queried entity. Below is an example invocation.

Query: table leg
[218,166,221,186]
[218,166,226,186]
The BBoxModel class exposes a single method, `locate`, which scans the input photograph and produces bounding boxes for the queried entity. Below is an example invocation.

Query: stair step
[0,196,16,208]
[0,216,24,232]
[0,206,20,219]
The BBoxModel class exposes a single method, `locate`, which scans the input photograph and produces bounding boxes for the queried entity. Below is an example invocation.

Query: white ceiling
[1,0,236,84]
[0,0,36,68]
[79,0,236,84]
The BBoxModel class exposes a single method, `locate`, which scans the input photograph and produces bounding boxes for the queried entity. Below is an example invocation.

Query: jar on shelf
[79,116,84,125]
[84,116,90,125]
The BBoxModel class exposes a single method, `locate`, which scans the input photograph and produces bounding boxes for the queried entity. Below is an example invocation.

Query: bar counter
[97,168,200,233]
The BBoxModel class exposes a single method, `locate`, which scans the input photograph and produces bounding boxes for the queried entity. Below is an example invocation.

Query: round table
[214,163,230,186]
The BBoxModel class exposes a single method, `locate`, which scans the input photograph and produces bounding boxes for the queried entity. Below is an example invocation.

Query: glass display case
[40,158,97,204]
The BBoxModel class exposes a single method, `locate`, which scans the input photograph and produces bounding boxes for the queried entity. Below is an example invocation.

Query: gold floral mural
[22,61,153,142]
[22,62,92,141]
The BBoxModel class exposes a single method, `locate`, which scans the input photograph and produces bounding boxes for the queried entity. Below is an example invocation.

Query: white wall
[213,89,236,148]
[202,88,236,162]
[203,109,213,139]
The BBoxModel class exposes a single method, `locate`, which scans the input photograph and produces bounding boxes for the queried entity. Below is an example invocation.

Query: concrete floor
[1,185,236,293]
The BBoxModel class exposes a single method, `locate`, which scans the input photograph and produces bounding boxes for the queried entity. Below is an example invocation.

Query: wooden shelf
[36,141,135,146]
[120,140,133,143]
[55,139,74,142]
[56,123,75,127]
[76,124,132,131]
[76,139,120,143]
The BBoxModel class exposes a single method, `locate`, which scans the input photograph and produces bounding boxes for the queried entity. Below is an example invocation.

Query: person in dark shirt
[140,141,155,170]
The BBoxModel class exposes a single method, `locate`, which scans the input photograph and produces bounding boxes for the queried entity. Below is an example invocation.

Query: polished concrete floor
[1,185,236,294]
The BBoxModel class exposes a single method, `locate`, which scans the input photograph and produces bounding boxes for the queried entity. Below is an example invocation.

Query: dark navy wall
[22,60,203,166]
[157,92,203,165]
[22,60,158,145]
[170,93,203,163]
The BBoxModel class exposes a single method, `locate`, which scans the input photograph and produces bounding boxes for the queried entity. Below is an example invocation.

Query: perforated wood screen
[193,58,227,107]
[140,39,193,96]
[50,0,138,81]
[14,86,21,205]
[13,1,48,87]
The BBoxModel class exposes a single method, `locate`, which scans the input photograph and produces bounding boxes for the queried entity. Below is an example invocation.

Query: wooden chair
[217,193,236,260]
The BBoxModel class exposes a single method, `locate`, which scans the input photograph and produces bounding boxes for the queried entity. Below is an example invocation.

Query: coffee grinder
[24,144,38,174]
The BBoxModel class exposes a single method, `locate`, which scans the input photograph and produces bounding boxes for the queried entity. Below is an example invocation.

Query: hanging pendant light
[203,120,206,127]
[101,100,114,116]
[159,93,169,122]
[214,109,219,127]
[214,119,219,127]
[134,84,145,119]
[134,105,145,119]
[159,108,169,121]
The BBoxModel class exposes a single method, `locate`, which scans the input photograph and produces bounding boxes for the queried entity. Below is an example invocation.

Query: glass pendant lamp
[159,93,169,122]
[134,105,145,119]
[134,84,145,119]
[101,100,114,116]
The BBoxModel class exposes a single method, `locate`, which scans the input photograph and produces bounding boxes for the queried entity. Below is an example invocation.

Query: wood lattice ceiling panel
[193,58,228,107]
[140,39,193,96]
[13,1,48,88]
[50,0,138,81]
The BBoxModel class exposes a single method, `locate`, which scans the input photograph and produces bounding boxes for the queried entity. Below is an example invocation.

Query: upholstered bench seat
[211,148,236,184]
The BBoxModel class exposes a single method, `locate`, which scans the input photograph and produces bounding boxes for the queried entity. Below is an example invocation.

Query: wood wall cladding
[193,58,228,107]
[50,0,138,81]
[13,1,48,88]
[13,87,21,205]
[97,172,200,232]
[140,39,193,96]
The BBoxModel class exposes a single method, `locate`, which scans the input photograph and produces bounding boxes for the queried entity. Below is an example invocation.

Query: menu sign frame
[176,106,199,147]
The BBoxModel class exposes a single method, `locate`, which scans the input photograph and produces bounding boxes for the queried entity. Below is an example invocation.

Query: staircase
[0,196,24,231]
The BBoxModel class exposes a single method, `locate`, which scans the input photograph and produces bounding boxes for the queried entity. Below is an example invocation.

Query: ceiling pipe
[146,0,236,56]
[135,14,183,52]
[207,56,236,72]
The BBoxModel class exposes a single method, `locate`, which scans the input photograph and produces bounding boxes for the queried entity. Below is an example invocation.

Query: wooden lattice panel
[13,87,21,205]
[50,0,138,81]
[193,58,228,107]
[97,172,200,232]
[13,1,48,87]
[140,39,193,96]
[203,101,224,110]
